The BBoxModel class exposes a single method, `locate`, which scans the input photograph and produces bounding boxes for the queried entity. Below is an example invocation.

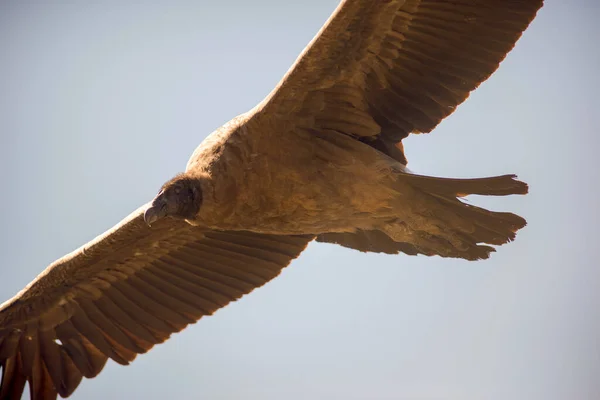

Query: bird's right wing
[0,205,313,400]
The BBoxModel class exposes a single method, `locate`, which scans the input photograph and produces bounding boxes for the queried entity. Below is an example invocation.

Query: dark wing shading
[317,230,419,256]
[253,0,543,164]
[0,206,313,399]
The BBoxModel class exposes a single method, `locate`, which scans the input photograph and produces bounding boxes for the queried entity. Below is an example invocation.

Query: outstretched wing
[0,205,313,399]
[253,0,543,164]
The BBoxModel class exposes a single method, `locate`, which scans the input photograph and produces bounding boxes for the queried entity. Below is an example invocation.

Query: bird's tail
[318,173,528,260]
[400,173,528,198]
[389,173,528,260]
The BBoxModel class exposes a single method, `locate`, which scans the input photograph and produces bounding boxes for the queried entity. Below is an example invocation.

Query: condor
[0,1,543,398]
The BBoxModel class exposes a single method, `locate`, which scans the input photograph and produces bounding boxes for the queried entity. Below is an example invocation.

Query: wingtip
[508,174,529,195]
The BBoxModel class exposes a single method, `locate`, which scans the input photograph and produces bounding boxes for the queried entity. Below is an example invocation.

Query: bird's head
[144,174,203,226]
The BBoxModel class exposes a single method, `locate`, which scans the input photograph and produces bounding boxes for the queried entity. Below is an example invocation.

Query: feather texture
[258,0,543,164]
[0,209,312,399]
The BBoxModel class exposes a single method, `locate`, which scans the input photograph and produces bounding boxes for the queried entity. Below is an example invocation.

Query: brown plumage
[0,1,543,398]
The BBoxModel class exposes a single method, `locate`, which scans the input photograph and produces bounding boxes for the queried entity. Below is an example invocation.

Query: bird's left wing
[250,0,543,164]
[0,205,313,399]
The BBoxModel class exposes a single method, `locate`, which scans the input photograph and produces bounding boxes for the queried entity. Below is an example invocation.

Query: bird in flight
[0,1,543,399]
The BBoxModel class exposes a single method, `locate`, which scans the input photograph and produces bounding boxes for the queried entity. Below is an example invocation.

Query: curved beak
[144,197,168,226]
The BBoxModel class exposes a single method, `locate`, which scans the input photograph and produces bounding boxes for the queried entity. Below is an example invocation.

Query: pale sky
[1,1,599,399]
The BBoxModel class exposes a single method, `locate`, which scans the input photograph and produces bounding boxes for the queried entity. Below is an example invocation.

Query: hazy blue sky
[1,1,598,399]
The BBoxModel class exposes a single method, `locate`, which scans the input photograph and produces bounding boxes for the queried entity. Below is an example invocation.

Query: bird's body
[0,1,543,398]
[185,109,526,256]
[187,113,399,235]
